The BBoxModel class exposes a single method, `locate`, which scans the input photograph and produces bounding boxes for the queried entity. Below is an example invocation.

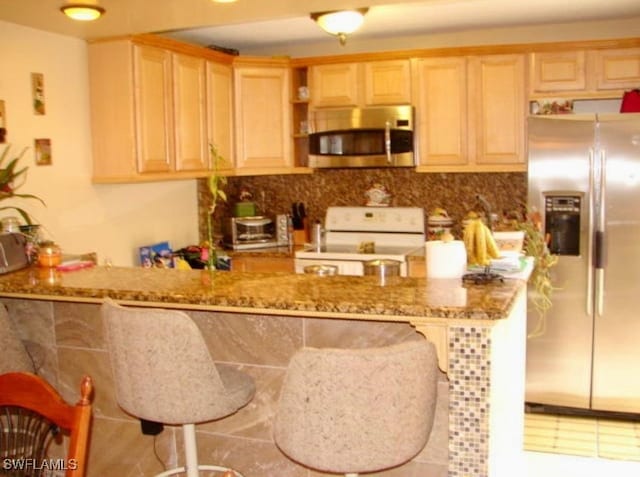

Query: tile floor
[524,412,640,477]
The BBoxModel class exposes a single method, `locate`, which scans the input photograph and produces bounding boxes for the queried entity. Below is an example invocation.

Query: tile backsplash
[198,169,526,242]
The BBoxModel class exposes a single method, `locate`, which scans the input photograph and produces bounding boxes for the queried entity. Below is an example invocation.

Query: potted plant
[498,208,558,336]
[0,145,45,225]
[205,144,228,270]
[0,145,46,263]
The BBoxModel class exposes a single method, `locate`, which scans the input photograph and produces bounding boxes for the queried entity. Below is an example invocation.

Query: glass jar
[1,216,20,233]
[38,242,62,267]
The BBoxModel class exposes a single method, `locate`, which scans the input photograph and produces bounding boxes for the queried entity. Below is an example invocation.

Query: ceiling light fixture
[60,2,105,21]
[311,8,368,46]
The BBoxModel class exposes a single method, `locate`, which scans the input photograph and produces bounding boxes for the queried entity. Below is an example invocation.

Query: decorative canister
[427,216,454,241]
[38,242,62,267]
[304,264,337,276]
[363,259,401,286]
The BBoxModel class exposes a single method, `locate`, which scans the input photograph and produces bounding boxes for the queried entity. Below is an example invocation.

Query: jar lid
[39,242,61,255]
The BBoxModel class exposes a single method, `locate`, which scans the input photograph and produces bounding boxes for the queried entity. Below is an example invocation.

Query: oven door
[223,216,276,248]
[308,129,414,168]
[308,106,415,168]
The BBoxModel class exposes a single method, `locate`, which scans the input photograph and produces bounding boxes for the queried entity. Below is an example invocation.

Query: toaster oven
[0,233,28,274]
[222,215,290,250]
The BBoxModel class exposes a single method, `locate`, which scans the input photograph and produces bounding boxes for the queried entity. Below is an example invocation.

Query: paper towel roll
[425,240,467,278]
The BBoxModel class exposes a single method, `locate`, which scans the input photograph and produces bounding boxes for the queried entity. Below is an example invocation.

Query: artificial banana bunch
[463,216,501,267]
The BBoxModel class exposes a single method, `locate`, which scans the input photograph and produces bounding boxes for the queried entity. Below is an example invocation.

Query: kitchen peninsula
[0,265,529,477]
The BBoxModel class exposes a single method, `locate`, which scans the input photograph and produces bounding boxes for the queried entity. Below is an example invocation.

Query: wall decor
[31,73,46,115]
[0,100,6,143]
[34,138,52,166]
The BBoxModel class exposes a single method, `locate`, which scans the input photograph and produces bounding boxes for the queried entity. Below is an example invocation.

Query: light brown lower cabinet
[230,256,294,273]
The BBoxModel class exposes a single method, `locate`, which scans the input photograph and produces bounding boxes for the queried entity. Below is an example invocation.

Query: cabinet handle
[385,120,392,164]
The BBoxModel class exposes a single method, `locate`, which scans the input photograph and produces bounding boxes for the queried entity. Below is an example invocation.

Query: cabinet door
[206,61,234,171]
[529,51,587,93]
[416,57,469,166]
[133,44,174,173]
[594,47,640,90]
[173,53,208,171]
[310,63,359,107]
[363,60,411,105]
[89,39,138,180]
[470,54,526,166]
[234,66,292,170]
[231,256,294,273]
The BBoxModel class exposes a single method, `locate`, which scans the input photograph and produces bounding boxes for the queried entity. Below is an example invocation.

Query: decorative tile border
[448,325,492,477]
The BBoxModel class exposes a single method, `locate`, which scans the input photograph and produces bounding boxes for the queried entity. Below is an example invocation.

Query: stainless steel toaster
[0,233,28,274]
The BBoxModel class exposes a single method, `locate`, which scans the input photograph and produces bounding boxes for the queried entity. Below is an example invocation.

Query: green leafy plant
[0,146,45,224]
[206,144,228,270]
[519,218,558,332]
[500,207,559,337]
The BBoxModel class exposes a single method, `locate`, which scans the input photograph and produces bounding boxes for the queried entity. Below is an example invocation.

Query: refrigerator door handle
[595,148,607,317]
[587,147,595,316]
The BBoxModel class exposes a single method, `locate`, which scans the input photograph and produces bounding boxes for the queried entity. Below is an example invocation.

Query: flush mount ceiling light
[212,0,237,3]
[311,8,368,46]
[60,2,105,21]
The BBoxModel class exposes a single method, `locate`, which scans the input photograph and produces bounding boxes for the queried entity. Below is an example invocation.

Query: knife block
[293,219,310,245]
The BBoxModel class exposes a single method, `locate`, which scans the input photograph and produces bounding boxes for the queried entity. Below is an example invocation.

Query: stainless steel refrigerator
[527,113,640,415]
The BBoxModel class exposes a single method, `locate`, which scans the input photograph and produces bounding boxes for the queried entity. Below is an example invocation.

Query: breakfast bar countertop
[0,263,533,477]
[0,264,529,321]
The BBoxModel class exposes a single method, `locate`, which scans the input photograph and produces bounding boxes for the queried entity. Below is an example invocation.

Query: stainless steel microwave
[308,105,415,168]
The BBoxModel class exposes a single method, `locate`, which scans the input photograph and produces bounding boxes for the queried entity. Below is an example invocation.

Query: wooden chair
[0,372,93,477]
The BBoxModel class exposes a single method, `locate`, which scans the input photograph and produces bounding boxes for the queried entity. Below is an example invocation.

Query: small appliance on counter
[222,215,289,250]
[0,232,28,274]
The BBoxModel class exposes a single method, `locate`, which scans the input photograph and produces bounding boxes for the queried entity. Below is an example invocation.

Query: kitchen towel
[425,240,467,279]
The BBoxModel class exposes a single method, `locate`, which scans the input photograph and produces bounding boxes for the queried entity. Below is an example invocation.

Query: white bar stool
[273,339,439,476]
[101,299,255,477]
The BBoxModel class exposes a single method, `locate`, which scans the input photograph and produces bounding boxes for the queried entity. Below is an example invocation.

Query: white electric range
[294,206,425,276]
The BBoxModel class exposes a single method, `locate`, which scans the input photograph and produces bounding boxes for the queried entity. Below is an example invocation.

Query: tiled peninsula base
[3,294,526,477]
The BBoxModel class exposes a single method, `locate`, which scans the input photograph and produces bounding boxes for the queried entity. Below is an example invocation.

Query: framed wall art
[34,138,52,166]
[0,100,6,143]
[31,73,46,115]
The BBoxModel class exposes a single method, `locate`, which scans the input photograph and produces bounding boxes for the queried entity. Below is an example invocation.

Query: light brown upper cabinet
[529,51,587,93]
[88,36,234,183]
[172,53,209,172]
[206,61,234,173]
[416,54,526,172]
[310,63,359,107]
[594,47,640,90]
[529,47,640,97]
[415,57,468,167]
[309,60,411,108]
[233,60,293,173]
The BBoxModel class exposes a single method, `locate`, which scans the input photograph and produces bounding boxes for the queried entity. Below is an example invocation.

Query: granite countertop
[0,265,528,321]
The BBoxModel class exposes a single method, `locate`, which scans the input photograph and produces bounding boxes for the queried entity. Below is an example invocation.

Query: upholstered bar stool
[101,299,255,477]
[273,339,439,476]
